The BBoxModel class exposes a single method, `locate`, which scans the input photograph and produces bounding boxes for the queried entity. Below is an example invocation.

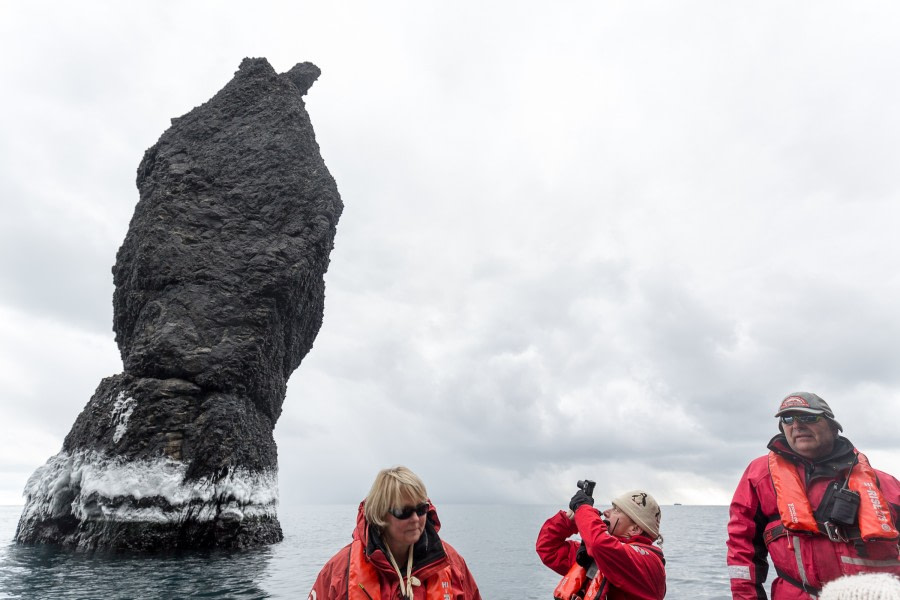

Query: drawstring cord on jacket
[385,545,420,599]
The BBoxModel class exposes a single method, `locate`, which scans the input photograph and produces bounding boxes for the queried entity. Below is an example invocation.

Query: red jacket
[308,501,482,600]
[536,507,666,600]
[727,435,900,599]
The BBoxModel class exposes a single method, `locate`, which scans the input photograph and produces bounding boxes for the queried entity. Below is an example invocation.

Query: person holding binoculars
[536,479,666,600]
[727,392,900,599]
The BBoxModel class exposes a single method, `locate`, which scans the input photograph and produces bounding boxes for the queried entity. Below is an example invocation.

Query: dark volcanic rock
[15,58,342,551]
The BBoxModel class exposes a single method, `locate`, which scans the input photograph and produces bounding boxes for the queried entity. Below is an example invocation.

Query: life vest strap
[763,524,822,546]
[764,520,870,547]
[773,565,822,597]
[763,524,787,546]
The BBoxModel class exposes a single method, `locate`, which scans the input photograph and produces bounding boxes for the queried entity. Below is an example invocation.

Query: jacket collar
[768,433,857,480]
[619,533,666,563]
[353,500,449,579]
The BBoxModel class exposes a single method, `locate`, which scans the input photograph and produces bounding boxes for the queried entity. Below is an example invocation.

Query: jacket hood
[351,499,449,582]
[352,499,442,544]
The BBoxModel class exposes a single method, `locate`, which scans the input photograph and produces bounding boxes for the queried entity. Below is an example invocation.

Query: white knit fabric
[819,573,900,600]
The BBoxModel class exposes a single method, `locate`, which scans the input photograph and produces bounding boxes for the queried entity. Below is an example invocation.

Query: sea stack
[15,58,343,550]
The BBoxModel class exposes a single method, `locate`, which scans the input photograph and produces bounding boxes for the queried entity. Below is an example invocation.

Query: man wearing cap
[727,392,900,599]
[536,488,666,599]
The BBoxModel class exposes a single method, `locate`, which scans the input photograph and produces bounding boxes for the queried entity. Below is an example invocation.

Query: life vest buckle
[824,521,849,543]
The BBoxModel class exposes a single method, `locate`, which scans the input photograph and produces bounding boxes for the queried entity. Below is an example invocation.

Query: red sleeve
[535,509,580,575]
[308,545,350,600]
[574,505,666,599]
[443,542,483,600]
[726,460,770,600]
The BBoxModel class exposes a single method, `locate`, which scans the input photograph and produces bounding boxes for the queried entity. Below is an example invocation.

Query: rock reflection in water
[0,541,274,599]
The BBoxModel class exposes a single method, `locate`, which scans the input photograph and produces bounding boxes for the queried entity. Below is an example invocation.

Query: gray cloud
[4,1,900,507]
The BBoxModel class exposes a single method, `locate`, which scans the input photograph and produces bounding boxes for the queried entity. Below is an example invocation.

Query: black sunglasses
[389,502,429,520]
[780,414,823,426]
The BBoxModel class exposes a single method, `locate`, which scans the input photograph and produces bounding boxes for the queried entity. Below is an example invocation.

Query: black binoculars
[577,479,596,497]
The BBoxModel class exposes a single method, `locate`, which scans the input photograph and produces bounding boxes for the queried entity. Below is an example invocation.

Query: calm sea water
[0,504,731,599]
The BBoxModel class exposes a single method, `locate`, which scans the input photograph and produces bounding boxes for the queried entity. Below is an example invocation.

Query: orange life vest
[553,541,662,600]
[583,571,609,600]
[347,538,455,600]
[768,449,900,540]
[552,562,608,600]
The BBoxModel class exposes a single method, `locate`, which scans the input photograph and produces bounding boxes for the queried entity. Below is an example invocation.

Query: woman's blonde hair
[364,466,429,529]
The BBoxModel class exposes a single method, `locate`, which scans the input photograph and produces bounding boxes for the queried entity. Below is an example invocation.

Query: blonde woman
[308,466,482,600]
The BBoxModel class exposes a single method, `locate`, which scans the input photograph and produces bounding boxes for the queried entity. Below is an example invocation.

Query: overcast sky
[3,2,900,510]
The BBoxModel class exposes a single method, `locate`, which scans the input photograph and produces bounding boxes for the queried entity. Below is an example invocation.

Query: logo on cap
[780,396,810,411]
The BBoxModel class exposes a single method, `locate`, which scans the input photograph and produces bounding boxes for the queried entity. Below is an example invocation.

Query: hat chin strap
[610,517,623,537]
[608,516,638,539]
